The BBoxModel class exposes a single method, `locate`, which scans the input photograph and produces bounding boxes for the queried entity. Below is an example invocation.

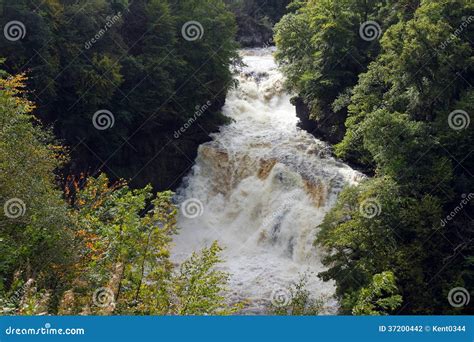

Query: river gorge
[172,48,363,314]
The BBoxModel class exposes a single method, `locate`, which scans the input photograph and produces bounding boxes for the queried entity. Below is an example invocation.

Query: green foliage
[338,0,473,165]
[0,70,238,315]
[173,241,241,315]
[2,0,473,318]
[275,0,402,142]
[67,174,173,313]
[352,271,402,315]
[66,174,236,315]
[0,0,238,190]
[271,274,325,315]
[0,71,73,305]
[317,177,443,313]
[361,110,453,197]
[225,0,290,46]
[284,0,474,314]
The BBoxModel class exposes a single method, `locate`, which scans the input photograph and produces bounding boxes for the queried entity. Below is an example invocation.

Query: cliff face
[67,98,228,192]
[126,112,226,191]
[292,97,373,175]
[292,97,346,145]
[236,22,274,47]
[226,0,290,47]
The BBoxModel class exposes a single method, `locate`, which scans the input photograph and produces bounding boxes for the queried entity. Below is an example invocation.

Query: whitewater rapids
[172,48,362,314]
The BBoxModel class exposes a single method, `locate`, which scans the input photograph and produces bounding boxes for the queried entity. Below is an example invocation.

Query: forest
[0,0,473,315]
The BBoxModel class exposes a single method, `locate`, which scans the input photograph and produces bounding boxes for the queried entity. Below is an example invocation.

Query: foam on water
[172,48,362,314]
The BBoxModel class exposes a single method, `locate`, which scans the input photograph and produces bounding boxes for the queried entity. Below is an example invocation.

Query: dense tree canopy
[0,0,238,190]
[0,70,238,315]
[0,69,73,303]
[1,0,472,317]
[277,0,473,314]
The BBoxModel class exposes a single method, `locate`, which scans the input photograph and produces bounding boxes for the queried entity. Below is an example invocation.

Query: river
[172,48,362,314]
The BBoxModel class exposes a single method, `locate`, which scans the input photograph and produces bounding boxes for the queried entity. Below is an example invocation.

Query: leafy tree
[173,241,241,315]
[0,0,238,190]
[0,66,240,316]
[0,67,73,311]
[225,0,291,46]
[317,176,444,313]
[312,0,474,314]
[275,0,400,143]
[63,174,239,315]
[271,274,325,315]
[352,271,402,315]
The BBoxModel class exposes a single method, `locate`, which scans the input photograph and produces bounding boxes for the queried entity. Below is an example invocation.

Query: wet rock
[303,178,326,208]
[258,159,277,179]
[292,96,346,144]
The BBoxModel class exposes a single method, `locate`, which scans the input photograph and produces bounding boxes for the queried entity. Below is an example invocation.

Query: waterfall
[172,48,362,314]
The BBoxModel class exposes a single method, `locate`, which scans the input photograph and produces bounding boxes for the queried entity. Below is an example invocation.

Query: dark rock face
[236,21,273,47]
[292,97,346,145]
[127,114,225,191]
[293,97,317,132]
[227,0,291,47]
[67,106,228,192]
[292,97,373,175]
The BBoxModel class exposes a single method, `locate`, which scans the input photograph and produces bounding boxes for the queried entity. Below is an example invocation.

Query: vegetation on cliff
[0,0,238,190]
[1,0,471,316]
[276,0,473,314]
[0,71,242,315]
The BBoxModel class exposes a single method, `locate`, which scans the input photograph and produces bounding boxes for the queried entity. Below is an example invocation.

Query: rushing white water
[172,48,362,314]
